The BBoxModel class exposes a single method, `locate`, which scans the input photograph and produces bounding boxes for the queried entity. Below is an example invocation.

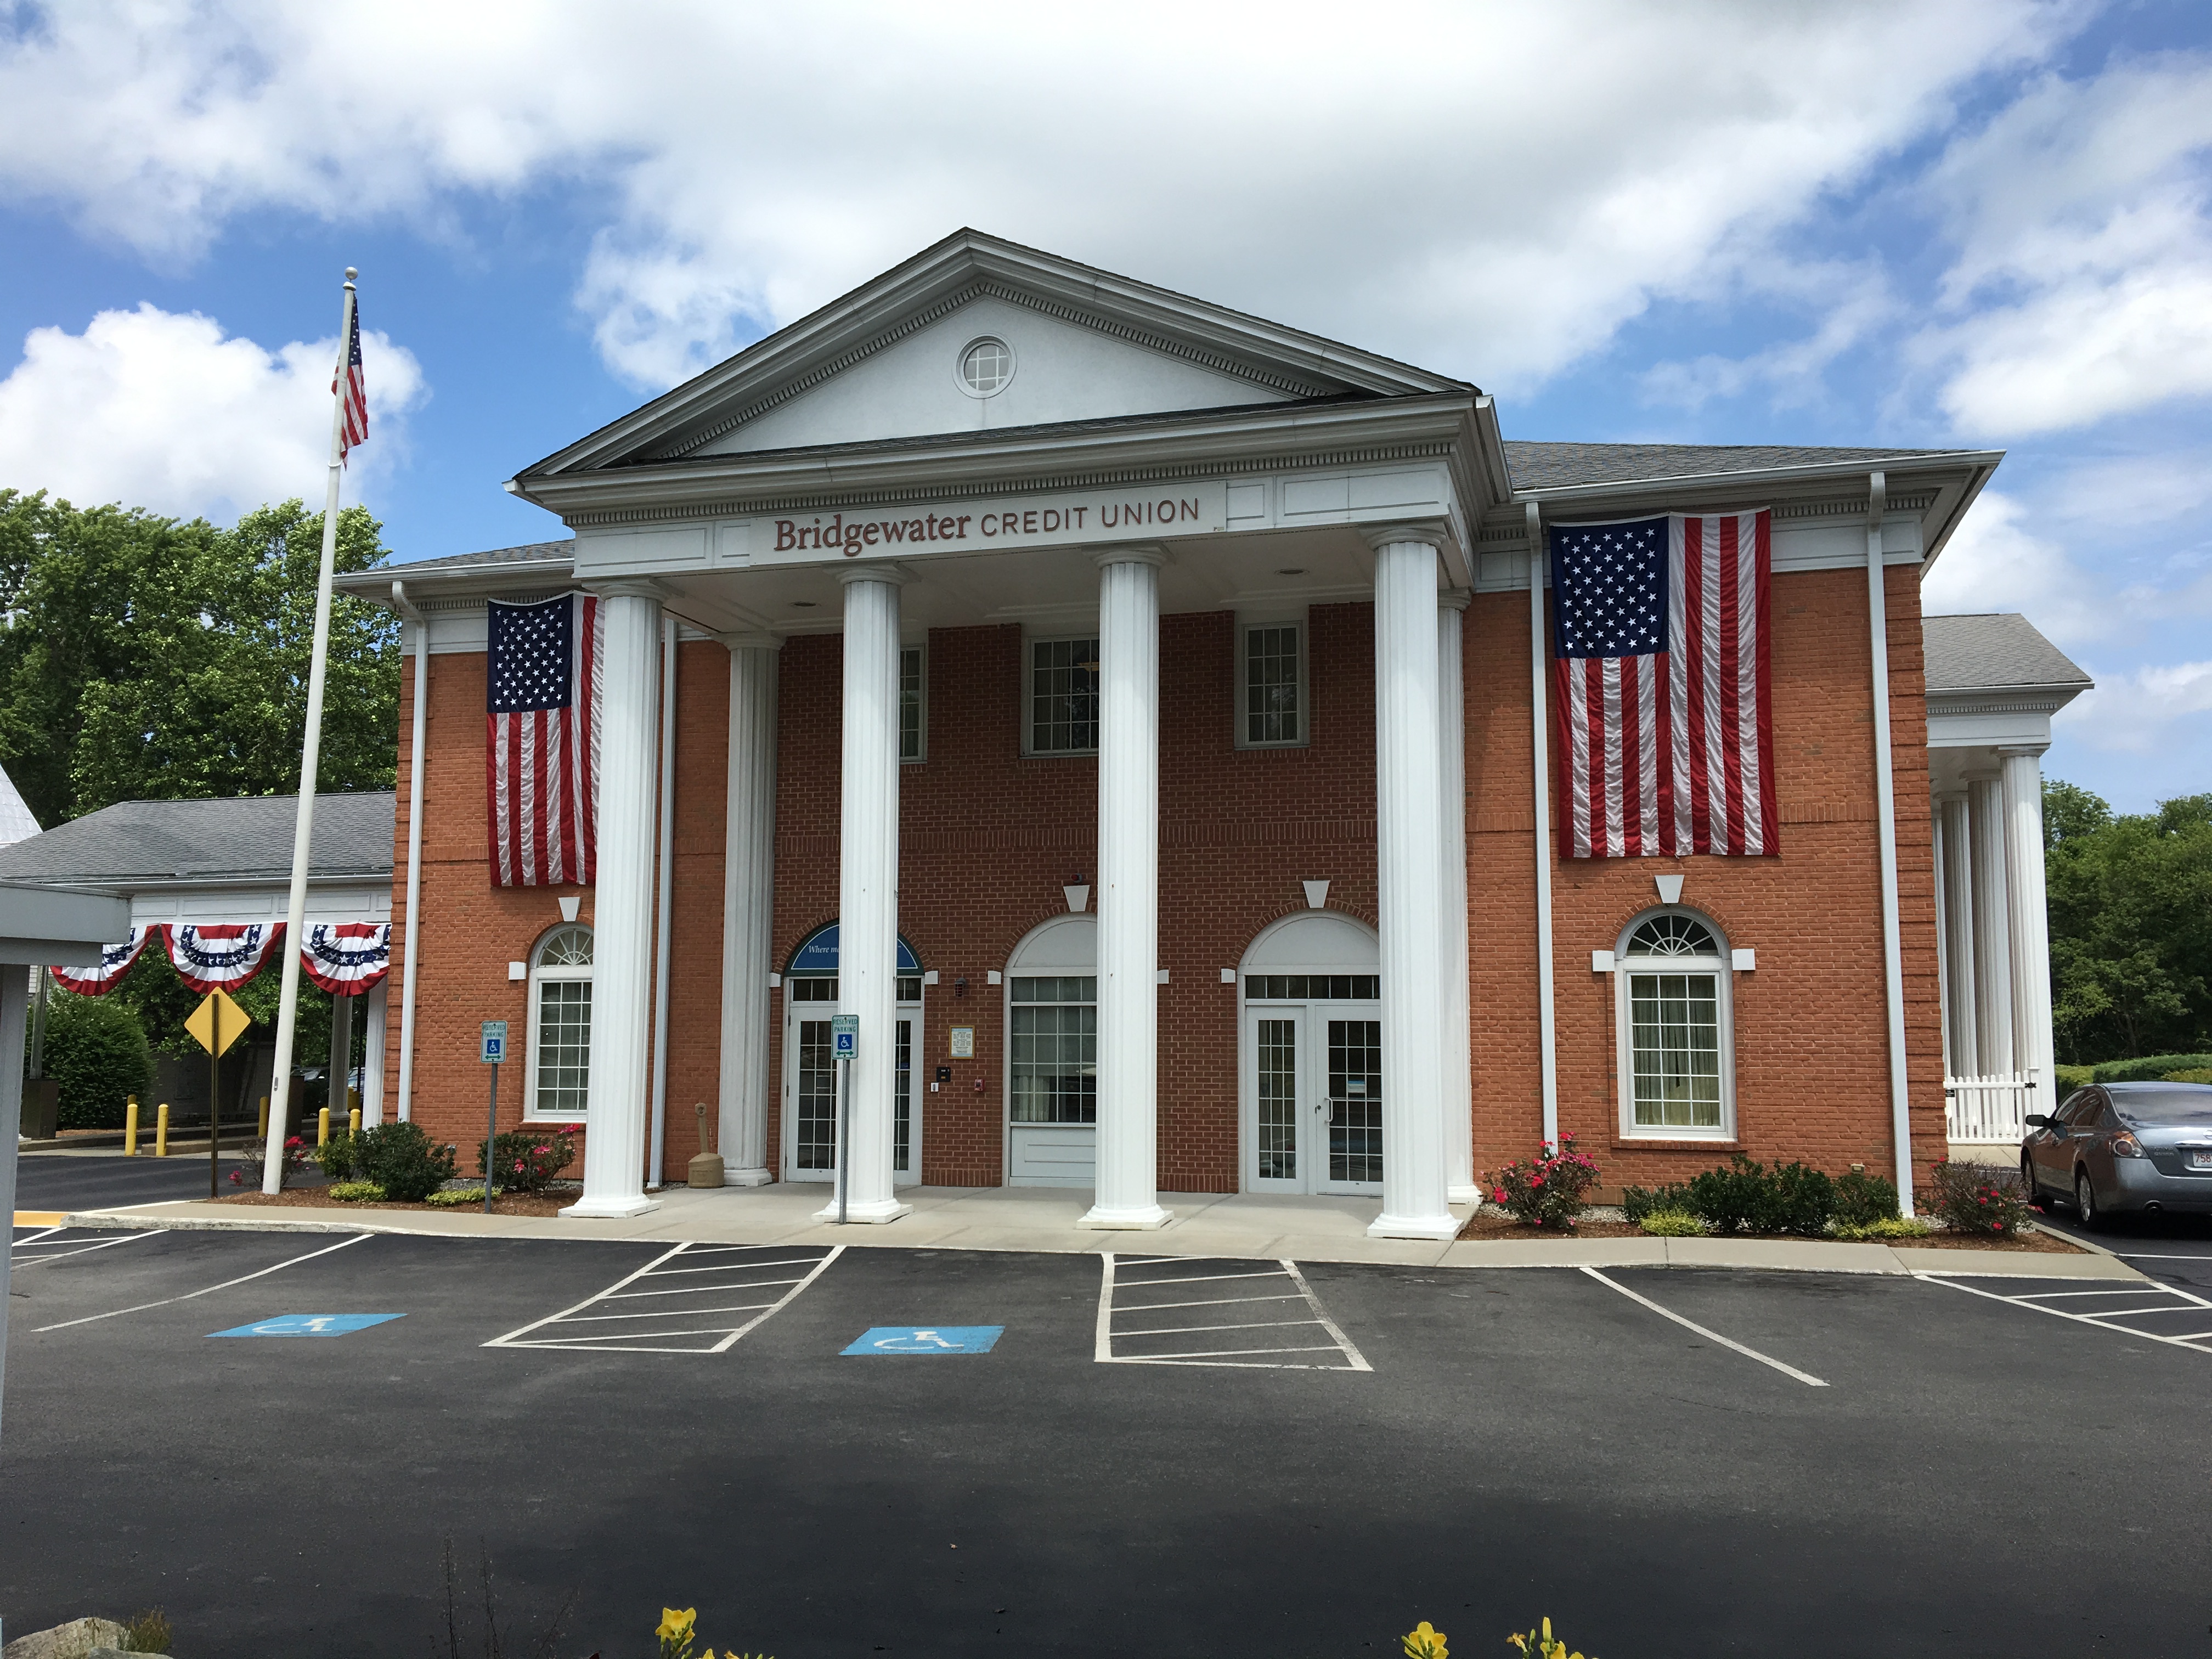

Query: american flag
[333,295,367,462]
[486,594,602,887]
[1550,510,1777,859]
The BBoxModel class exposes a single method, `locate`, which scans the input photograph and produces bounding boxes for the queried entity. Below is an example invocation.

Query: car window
[2063,1093,2107,1127]
[2107,1087,2212,1128]
[2055,1089,2093,1122]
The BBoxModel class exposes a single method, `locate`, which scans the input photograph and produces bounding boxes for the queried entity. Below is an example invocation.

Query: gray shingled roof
[0,793,395,885]
[1922,613,2091,692]
[1503,441,1977,491]
[390,539,574,574]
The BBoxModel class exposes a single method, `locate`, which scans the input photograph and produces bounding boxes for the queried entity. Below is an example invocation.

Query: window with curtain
[1029,638,1099,754]
[526,924,593,1119]
[1616,911,1731,1135]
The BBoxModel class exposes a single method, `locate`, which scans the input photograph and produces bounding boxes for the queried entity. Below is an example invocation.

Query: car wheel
[2021,1155,2041,1205]
[2075,1170,2103,1230]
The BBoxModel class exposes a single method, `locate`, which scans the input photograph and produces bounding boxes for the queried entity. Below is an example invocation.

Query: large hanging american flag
[486,593,602,887]
[1550,509,1777,859]
[334,295,367,462]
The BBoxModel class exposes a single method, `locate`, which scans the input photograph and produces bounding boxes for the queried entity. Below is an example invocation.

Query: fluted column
[718,634,781,1186]
[1083,547,1171,1229]
[1966,769,2014,1078]
[1367,525,1457,1240]
[2001,746,2057,1109]
[1936,791,1977,1079]
[360,979,387,1127]
[1438,591,1476,1202]
[821,571,910,1223]
[564,584,664,1218]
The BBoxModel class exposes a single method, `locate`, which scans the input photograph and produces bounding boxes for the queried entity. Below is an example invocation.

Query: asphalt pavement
[4,1222,2207,1657]
[13,1150,259,1213]
[2029,1194,2212,1293]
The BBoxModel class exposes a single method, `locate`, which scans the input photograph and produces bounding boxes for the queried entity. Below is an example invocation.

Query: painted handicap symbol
[208,1313,405,1338]
[842,1324,1002,1356]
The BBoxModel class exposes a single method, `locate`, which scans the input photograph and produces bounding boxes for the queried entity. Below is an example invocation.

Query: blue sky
[1,1,2208,810]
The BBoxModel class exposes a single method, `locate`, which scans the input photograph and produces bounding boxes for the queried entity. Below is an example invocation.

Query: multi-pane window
[1029,639,1100,754]
[1242,623,1304,746]
[1245,975,1379,1001]
[1328,1018,1383,1183]
[899,645,926,763]
[1617,911,1730,1134]
[1256,1018,1298,1181]
[1009,975,1096,1123]
[526,925,592,1118]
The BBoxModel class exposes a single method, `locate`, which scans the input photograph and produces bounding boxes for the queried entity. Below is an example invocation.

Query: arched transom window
[1612,908,1734,1138]
[526,924,592,1119]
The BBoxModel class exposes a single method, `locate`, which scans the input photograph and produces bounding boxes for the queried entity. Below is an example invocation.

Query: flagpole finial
[345,267,358,284]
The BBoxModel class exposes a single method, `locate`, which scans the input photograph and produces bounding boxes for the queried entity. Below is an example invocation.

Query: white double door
[781,980,922,1186]
[1243,998,1384,1195]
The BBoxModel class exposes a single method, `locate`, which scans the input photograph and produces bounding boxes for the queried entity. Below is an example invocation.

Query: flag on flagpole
[1550,509,1778,859]
[333,298,367,462]
[486,593,602,887]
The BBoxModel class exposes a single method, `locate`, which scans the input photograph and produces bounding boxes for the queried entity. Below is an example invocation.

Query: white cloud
[0,303,425,521]
[0,0,2069,391]
[2057,661,2212,755]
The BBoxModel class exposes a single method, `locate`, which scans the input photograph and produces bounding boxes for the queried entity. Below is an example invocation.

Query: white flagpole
[262,267,358,1193]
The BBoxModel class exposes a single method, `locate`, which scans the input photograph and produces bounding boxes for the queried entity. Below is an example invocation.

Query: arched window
[1613,909,1734,1138]
[525,924,592,1120]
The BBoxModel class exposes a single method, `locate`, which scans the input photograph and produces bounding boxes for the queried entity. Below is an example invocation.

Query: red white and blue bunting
[49,924,158,995]
[301,923,391,994]
[168,923,286,995]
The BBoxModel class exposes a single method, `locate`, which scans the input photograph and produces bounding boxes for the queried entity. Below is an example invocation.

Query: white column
[718,634,781,1186]
[1966,769,2014,1077]
[821,571,910,1223]
[1437,591,1476,1202]
[563,585,664,1218]
[1083,548,1171,1229]
[1367,526,1457,1240]
[2001,746,2057,1110]
[360,979,387,1126]
[327,989,353,1116]
[1936,791,1976,1079]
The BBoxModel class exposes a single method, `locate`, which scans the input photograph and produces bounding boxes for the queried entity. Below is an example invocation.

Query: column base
[1367,1211,1460,1241]
[1079,1203,1174,1231]
[560,1196,662,1220]
[723,1166,773,1188]
[814,1197,913,1224]
[1448,1183,1484,1205]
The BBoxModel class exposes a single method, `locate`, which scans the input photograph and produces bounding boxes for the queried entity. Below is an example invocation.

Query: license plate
[2189,1149,2212,1171]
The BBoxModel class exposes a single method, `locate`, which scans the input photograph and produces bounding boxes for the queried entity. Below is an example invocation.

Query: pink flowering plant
[473,1126,581,1195]
[1483,1132,1601,1230]
[231,1134,308,1188]
[1925,1158,2032,1238]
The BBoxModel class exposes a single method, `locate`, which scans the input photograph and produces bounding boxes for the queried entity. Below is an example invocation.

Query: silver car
[2023,1082,2212,1227]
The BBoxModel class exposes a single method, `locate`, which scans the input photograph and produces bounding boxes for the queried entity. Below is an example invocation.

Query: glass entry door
[781,975,921,1185]
[1243,992,1383,1195]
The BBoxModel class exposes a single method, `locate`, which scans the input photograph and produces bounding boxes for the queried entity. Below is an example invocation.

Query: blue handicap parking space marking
[208,1313,406,1339]
[843,1325,1002,1355]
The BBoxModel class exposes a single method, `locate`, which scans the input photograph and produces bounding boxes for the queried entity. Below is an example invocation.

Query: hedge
[43,991,156,1129]
[2089,1053,2212,1084]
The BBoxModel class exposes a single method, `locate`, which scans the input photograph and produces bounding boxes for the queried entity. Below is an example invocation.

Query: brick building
[338,229,2076,1233]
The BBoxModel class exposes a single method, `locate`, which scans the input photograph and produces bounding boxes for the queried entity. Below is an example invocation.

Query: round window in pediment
[958,336,1014,397]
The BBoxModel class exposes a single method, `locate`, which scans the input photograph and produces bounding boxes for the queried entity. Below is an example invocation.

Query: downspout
[648,616,678,1188]
[1864,473,1915,1214]
[1526,501,1559,1143]
[391,579,430,1122]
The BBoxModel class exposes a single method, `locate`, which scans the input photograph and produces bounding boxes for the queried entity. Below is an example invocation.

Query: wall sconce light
[1064,879,1091,913]
[954,975,968,997]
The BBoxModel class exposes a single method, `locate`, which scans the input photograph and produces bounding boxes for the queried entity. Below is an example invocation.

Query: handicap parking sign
[843,1325,1002,1355]
[208,1313,405,1338]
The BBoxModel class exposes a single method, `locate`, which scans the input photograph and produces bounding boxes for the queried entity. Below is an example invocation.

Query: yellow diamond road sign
[185,988,252,1056]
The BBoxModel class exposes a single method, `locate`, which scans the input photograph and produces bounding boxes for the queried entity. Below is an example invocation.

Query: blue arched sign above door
[786,922,922,977]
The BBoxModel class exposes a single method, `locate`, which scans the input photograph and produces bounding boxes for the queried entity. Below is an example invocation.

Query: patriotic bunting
[301,922,392,995]
[49,924,157,995]
[486,592,601,888]
[168,923,286,994]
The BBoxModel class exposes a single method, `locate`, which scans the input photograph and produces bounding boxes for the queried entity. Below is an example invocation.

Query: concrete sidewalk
[52,1182,2143,1281]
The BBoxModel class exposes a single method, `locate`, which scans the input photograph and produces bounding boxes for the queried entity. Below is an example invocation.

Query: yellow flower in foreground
[657,1607,698,1641]
[1402,1620,1447,1659]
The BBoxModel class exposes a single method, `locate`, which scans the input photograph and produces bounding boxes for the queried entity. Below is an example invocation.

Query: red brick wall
[382,567,1943,1199]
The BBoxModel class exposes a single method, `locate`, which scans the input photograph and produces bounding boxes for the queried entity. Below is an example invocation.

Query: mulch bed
[1455,1209,2085,1252]
[1457,1212,1645,1240]
[212,1189,573,1218]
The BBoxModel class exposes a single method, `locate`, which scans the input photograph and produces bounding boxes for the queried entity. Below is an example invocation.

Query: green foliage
[317,1127,362,1181]
[232,1135,308,1189]
[355,1121,457,1203]
[2163,1068,2212,1084]
[2090,1052,2212,1083]
[1482,1132,1600,1229]
[474,1127,580,1194]
[1638,1209,1704,1237]
[121,1606,173,1654]
[1926,1160,2032,1238]
[2045,781,2212,1063]
[1680,1154,1836,1235]
[1831,1169,1901,1229]
[1620,1182,1694,1224]
[328,1180,387,1202]
[425,1186,487,1207]
[42,989,154,1128]
[2055,1063,2094,1094]
[1831,1215,1932,1240]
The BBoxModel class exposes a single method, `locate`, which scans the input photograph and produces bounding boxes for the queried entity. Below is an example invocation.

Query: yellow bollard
[317,1107,330,1147]
[155,1102,170,1158]
[349,1107,362,1135]
[258,1094,269,1139]
[125,1095,139,1156]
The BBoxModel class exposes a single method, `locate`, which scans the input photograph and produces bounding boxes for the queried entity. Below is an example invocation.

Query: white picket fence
[1944,1072,2035,1143]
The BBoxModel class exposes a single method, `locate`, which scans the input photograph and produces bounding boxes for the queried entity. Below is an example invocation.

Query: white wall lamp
[1301,879,1330,910]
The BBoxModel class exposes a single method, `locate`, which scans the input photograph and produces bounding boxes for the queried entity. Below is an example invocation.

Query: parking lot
[6,1205,2209,1658]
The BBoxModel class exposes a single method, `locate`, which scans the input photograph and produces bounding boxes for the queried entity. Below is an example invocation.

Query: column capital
[588,577,669,601]
[837,565,909,589]
[1996,743,2050,759]
[1359,518,1453,554]
[715,631,785,653]
[1440,586,1472,613]
[1090,543,1169,571]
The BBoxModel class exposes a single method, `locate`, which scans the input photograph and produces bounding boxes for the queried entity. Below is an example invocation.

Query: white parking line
[1095,1255,1371,1371]
[9,1229,157,1266]
[31,1233,373,1331]
[1917,1272,2212,1354]
[485,1242,843,1355]
[1581,1267,1829,1387]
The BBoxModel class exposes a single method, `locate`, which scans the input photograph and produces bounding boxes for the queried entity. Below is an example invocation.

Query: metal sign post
[185,989,252,1200]
[831,1014,858,1225]
[480,1021,507,1215]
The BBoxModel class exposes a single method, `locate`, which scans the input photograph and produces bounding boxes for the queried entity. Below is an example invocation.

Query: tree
[0,491,398,827]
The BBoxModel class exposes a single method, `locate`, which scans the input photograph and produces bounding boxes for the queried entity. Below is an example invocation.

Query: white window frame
[1609,906,1737,1141]
[1233,613,1308,751]
[522,923,594,1122]
[899,641,928,764]
[1022,633,1101,757]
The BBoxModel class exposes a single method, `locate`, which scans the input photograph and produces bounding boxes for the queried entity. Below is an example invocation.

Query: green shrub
[1639,1209,1703,1237]
[425,1186,487,1207]
[1620,1182,1694,1223]
[1926,1159,2032,1238]
[232,1135,308,1189]
[473,1127,580,1195]
[1767,1161,1836,1235]
[318,1127,362,1181]
[1832,1215,1931,1240]
[2090,1052,2212,1084]
[2163,1068,2212,1085]
[1677,1155,1837,1235]
[2055,1063,2094,1094]
[42,991,155,1130]
[328,1180,386,1201]
[355,1121,457,1202]
[1482,1132,1601,1229]
[1831,1169,1900,1229]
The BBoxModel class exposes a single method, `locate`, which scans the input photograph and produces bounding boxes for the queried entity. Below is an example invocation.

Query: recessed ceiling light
[1277,567,1307,575]
[791,600,817,608]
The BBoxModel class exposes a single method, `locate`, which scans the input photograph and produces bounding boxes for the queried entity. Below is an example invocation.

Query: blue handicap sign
[843,1325,1002,1356]
[208,1313,405,1339]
